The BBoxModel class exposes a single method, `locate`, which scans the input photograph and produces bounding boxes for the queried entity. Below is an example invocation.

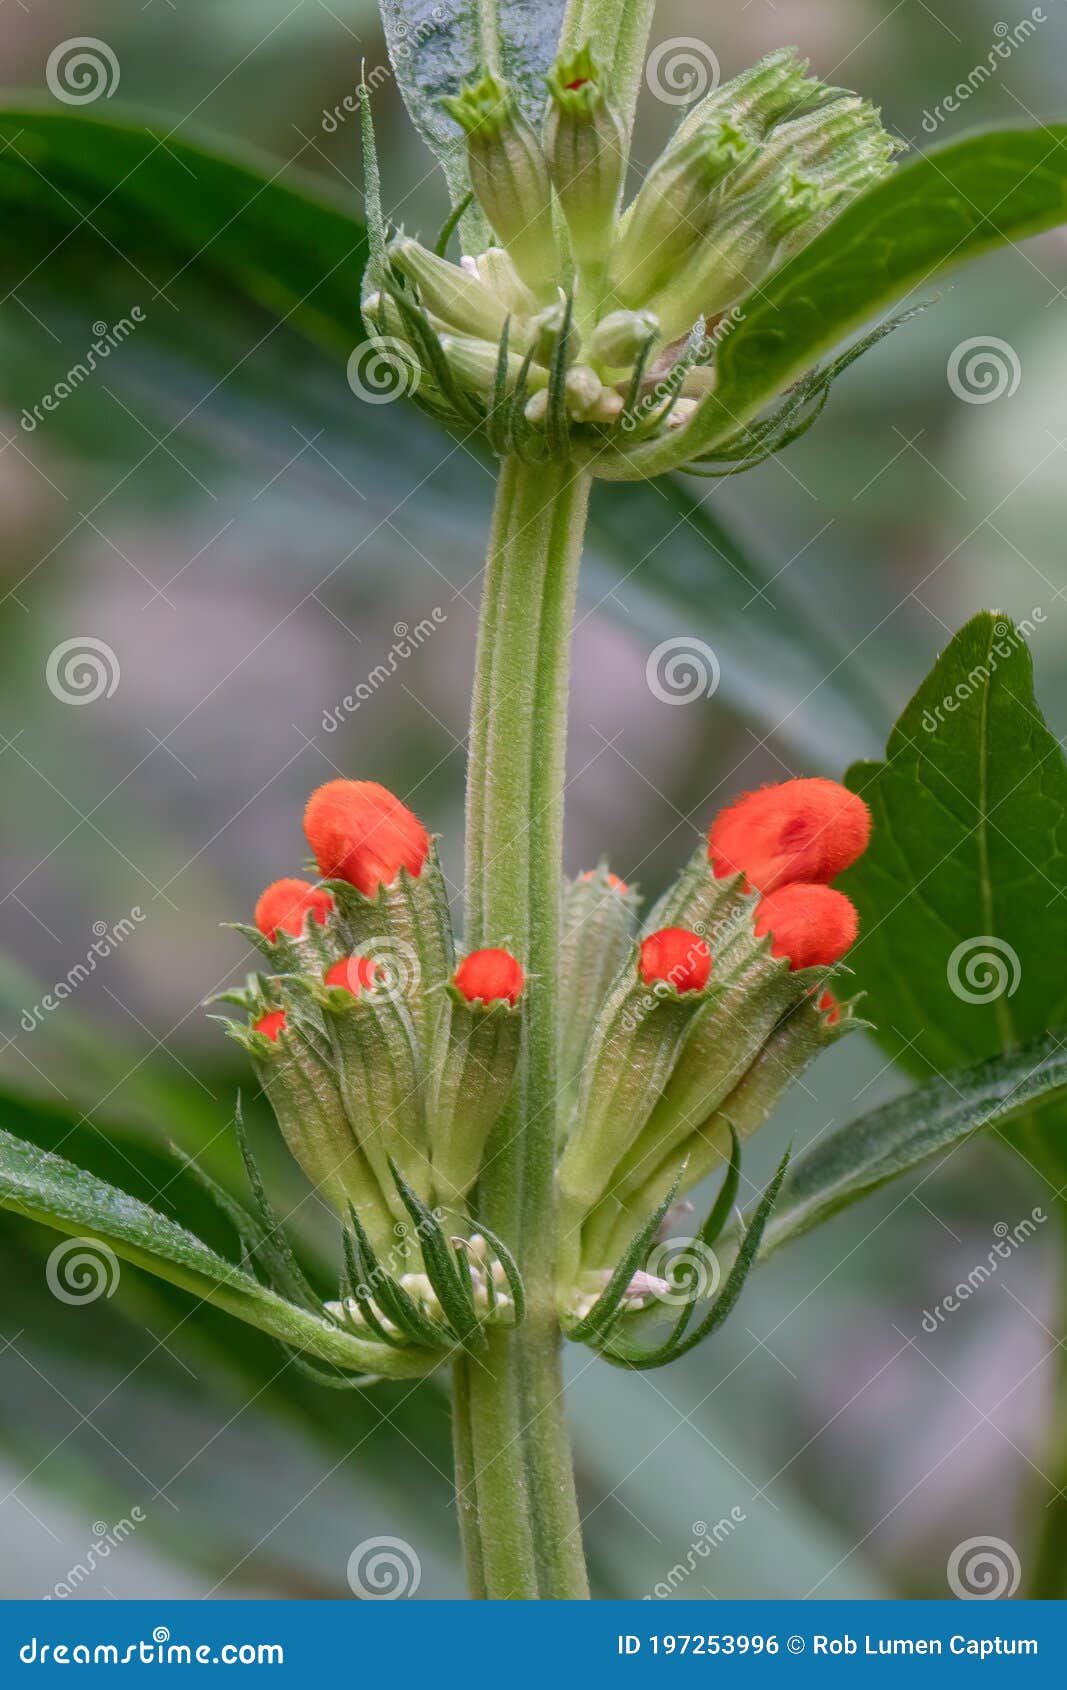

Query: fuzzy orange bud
[639,927,712,993]
[708,778,870,893]
[581,868,629,892]
[304,779,430,897]
[254,877,333,942]
[253,1009,287,1042]
[324,956,378,996]
[818,988,841,1026]
[453,948,525,1005]
[754,884,859,970]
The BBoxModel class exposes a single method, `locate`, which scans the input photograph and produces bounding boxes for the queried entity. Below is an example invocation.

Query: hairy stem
[453,455,592,1599]
[1029,1200,1067,1598]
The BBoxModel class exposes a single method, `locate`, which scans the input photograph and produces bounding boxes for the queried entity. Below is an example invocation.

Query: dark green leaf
[757,1033,1067,1258]
[840,610,1067,1077]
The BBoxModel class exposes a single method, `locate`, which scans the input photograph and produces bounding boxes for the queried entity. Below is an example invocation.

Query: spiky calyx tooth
[389,238,511,343]
[670,47,814,152]
[444,74,558,301]
[726,97,896,202]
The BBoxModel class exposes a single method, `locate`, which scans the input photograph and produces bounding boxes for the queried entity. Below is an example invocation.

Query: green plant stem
[1029,1198,1067,1598]
[454,454,592,1599]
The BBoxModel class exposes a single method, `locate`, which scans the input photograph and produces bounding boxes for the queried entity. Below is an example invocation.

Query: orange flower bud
[324,956,379,996]
[754,884,859,970]
[581,868,629,892]
[639,927,712,992]
[304,779,430,897]
[254,877,333,942]
[454,948,525,1005]
[253,1009,287,1042]
[708,777,870,893]
[818,988,841,1026]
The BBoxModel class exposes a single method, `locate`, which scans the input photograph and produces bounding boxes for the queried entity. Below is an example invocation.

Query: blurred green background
[1,0,1065,1599]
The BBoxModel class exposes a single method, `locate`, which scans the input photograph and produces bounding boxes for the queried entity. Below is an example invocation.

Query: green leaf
[840,610,1067,1077]
[0,1122,432,1378]
[380,0,566,236]
[613,128,1067,476]
[757,1033,1067,1259]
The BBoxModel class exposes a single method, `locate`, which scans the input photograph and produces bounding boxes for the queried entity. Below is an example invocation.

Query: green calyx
[544,43,606,114]
[442,71,515,138]
[429,989,524,1208]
